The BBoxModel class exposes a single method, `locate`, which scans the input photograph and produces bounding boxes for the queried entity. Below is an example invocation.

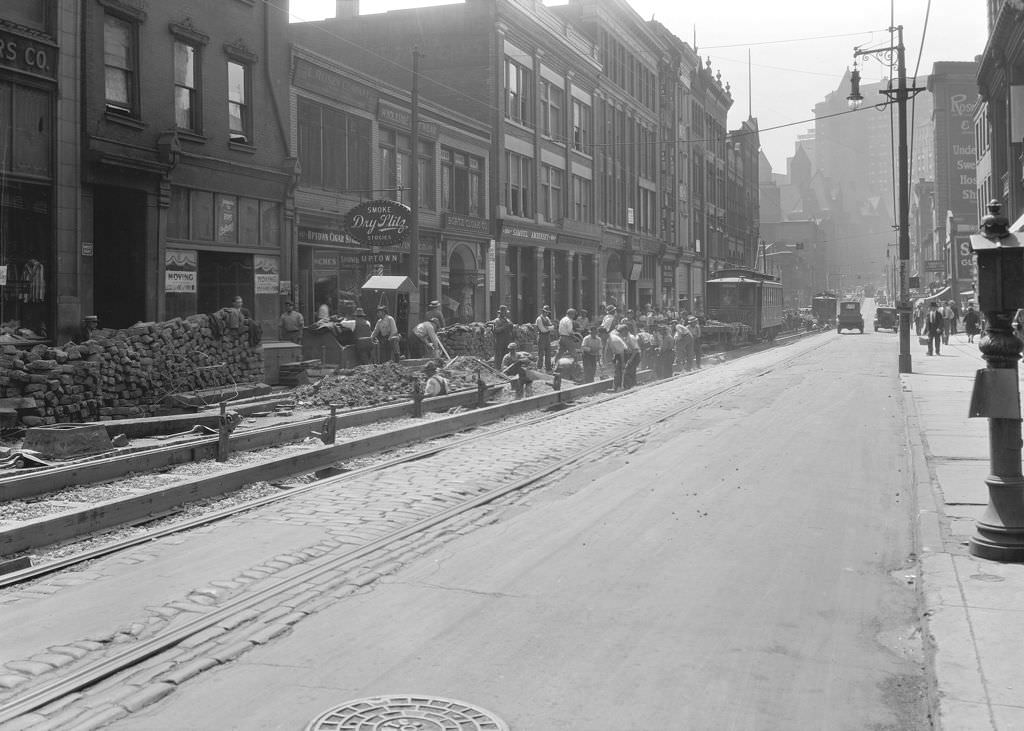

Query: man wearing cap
[601,305,618,333]
[535,305,554,371]
[279,301,304,344]
[425,300,446,329]
[422,362,449,397]
[490,305,515,369]
[372,305,400,363]
[352,307,373,365]
[413,317,444,359]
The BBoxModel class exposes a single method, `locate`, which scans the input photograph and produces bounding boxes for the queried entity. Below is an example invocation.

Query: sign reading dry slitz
[343,199,410,248]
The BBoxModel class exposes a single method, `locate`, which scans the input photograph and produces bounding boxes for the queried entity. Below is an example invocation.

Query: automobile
[837,300,864,333]
[874,306,898,332]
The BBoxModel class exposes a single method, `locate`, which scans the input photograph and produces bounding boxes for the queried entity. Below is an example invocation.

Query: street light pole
[849,26,923,374]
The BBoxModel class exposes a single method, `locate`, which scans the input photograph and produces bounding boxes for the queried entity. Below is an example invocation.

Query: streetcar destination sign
[343,199,410,248]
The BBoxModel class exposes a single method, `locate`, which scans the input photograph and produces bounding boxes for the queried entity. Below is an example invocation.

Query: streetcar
[811,292,839,326]
[705,267,785,341]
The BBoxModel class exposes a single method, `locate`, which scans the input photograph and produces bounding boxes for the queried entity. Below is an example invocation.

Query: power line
[701,29,889,50]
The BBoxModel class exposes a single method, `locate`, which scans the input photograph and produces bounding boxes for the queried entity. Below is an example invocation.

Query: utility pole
[407,47,421,329]
[849,26,924,374]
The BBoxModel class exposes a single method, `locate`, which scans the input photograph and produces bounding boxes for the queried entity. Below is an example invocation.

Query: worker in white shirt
[555,307,577,361]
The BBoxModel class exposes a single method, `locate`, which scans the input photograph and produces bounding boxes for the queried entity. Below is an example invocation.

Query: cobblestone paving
[0,336,827,728]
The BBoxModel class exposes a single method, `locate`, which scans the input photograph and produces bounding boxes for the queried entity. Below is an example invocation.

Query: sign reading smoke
[343,199,410,248]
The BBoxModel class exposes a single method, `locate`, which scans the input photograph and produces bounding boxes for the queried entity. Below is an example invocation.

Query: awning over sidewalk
[361,276,415,293]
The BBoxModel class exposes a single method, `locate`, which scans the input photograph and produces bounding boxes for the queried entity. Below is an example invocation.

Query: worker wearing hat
[490,304,515,370]
[425,299,446,329]
[535,305,554,372]
[279,301,304,344]
[372,304,401,363]
[423,361,449,397]
[352,307,373,365]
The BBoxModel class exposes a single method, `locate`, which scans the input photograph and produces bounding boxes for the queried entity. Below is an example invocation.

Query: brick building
[0,2,80,343]
[287,43,493,328]
[293,0,604,324]
[81,0,296,339]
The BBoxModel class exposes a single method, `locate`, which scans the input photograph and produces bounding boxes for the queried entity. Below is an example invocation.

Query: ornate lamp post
[847,26,924,374]
[968,201,1024,561]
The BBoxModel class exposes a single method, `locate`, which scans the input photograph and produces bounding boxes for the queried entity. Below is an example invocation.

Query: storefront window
[0,183,51,339]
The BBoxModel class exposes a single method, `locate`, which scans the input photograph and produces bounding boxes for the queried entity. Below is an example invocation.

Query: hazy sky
[287,0,989,172]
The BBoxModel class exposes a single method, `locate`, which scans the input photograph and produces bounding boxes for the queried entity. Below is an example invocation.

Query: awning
[361,276,415,293]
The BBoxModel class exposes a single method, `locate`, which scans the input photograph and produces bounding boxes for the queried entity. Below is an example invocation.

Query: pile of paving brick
[0,313,263,427]
[438,322,538,360]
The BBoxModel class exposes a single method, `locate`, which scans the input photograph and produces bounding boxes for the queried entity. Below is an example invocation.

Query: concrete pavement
[904,331,1024,730]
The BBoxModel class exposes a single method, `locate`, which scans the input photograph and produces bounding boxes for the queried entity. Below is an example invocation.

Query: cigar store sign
[343,199,410,248]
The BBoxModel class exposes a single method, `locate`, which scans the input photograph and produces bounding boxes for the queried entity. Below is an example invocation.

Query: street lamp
[848,26,924,374]
[967,201,1024,561]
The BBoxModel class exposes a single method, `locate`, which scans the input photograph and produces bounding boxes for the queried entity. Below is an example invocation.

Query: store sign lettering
[165,270,197,293]
[444,213,489,233]
[299,227,354,245]
[501,224,557,243]
[255,273,279,294]
[343,199,410,247]
[0,31,56,78]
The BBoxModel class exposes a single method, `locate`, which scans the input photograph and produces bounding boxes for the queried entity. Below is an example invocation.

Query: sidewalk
[904,332,1024,730]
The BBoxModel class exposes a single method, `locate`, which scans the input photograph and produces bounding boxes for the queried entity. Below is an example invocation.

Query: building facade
[975,2,1024,230]
[81,0,296,339]
[286,43,494,328]
[296,0,753,323]
[0,1,80,342]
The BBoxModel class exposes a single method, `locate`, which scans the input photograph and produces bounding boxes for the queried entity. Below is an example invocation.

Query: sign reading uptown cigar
[343,199,411,248]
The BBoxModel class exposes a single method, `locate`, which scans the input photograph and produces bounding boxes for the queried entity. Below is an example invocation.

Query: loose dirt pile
[293,360,509,409]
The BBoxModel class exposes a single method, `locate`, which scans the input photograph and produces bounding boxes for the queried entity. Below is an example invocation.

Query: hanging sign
[343,199,410,248]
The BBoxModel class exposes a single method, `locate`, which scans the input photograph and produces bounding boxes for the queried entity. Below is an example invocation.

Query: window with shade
[227,60,250,143]
[104,14,137,115]
[173,41,200,131]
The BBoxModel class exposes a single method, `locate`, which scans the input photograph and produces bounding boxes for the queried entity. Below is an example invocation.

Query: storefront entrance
[446,244,479,324]
[94,186,147,330]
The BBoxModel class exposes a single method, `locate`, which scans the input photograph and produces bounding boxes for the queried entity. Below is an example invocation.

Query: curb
[901,371,993,731]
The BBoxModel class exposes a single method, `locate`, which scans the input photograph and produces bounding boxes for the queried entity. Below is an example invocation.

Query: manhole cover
[306,695,509,731]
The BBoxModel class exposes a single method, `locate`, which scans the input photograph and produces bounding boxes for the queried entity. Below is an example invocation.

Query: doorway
[93,186,147,329]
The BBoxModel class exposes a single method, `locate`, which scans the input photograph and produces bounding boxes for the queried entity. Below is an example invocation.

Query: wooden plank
[0,384,502,501]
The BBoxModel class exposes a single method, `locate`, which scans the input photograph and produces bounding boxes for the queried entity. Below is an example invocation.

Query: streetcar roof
[707,276,772,284]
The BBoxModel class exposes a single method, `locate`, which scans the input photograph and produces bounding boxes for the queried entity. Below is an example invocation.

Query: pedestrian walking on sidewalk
[963,303,981,344]
[941,301,955,344]
[925,301,944,355]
